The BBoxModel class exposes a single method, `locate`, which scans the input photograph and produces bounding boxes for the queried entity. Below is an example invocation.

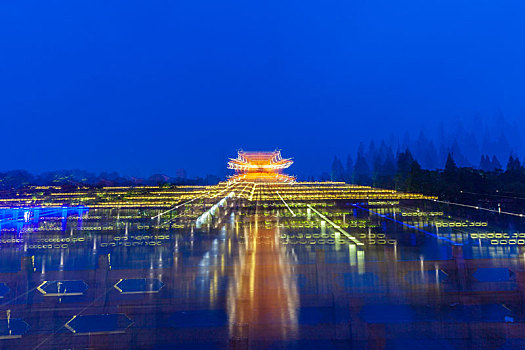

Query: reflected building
[228,214,298,344]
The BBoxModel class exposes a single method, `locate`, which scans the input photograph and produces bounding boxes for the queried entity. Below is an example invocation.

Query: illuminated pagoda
[228,150,296,183]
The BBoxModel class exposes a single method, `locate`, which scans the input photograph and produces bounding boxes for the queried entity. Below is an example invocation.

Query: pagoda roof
[228,150,292,170]
[227,150,295,183]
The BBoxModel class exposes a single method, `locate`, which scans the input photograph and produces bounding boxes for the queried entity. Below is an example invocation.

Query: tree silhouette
[345,155,353,183]
[506,155,523,174]
[491,155,502,171]
[394,149,415,189]
[479,154,492,171]
[353,151,371,185]
[331,156,345,182]
[444,153,458,173]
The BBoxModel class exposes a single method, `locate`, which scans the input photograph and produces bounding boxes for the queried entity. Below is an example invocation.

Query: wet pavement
[0,200,524,349]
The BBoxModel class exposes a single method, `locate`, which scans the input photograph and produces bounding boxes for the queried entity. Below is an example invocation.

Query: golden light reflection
[228,214,299,342]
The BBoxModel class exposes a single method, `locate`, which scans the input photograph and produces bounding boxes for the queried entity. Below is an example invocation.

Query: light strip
[151,196,201,220]
[276,191,295,217]
[307,205,364,246]
[431,198,525,217]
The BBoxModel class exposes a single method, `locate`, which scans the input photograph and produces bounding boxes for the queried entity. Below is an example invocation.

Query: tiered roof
[228,150,295,183]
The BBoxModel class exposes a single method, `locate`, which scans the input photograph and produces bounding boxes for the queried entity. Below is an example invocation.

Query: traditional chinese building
[227,150,296,183]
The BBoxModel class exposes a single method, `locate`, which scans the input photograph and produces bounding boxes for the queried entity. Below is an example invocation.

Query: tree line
[330,146,525,201]
[0,169,220,189]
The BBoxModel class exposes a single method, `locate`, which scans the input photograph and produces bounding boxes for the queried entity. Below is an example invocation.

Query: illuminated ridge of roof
[228,150,295,183]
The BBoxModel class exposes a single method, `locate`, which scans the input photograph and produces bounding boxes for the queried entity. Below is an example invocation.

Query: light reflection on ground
[0,201,523,348]
[228,215,298,346]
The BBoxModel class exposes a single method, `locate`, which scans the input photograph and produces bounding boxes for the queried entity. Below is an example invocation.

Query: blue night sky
[1,1,524,178]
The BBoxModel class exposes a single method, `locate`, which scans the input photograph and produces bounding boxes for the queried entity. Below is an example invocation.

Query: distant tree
[0,170,34,189]
[331,156,345,182]
[491,155,502,171]
[382,143,397,175]
[37,169,98,186]
[444,153,458,173]
[147,174,170,185]
[394,149,415,190]
[461,131,481,167]
[495,132,511,165]
[440,153,461,199]
[401,131,411,151]
[506,155,523,174]
[382,155,396,177]
[406,160,423,192]
[424,140,439,169]
[449,140,470,167]
[328,127,525,201]
[367,141,377,174]
[414,131,439,169]
[357,142,366,158]
[353,151,371,185]
[500,155,525,194]
[372,154,382,183]
[345,155,353,183]
[396,149,414,177]
[319,172,331,181]
[479,154,492,171]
